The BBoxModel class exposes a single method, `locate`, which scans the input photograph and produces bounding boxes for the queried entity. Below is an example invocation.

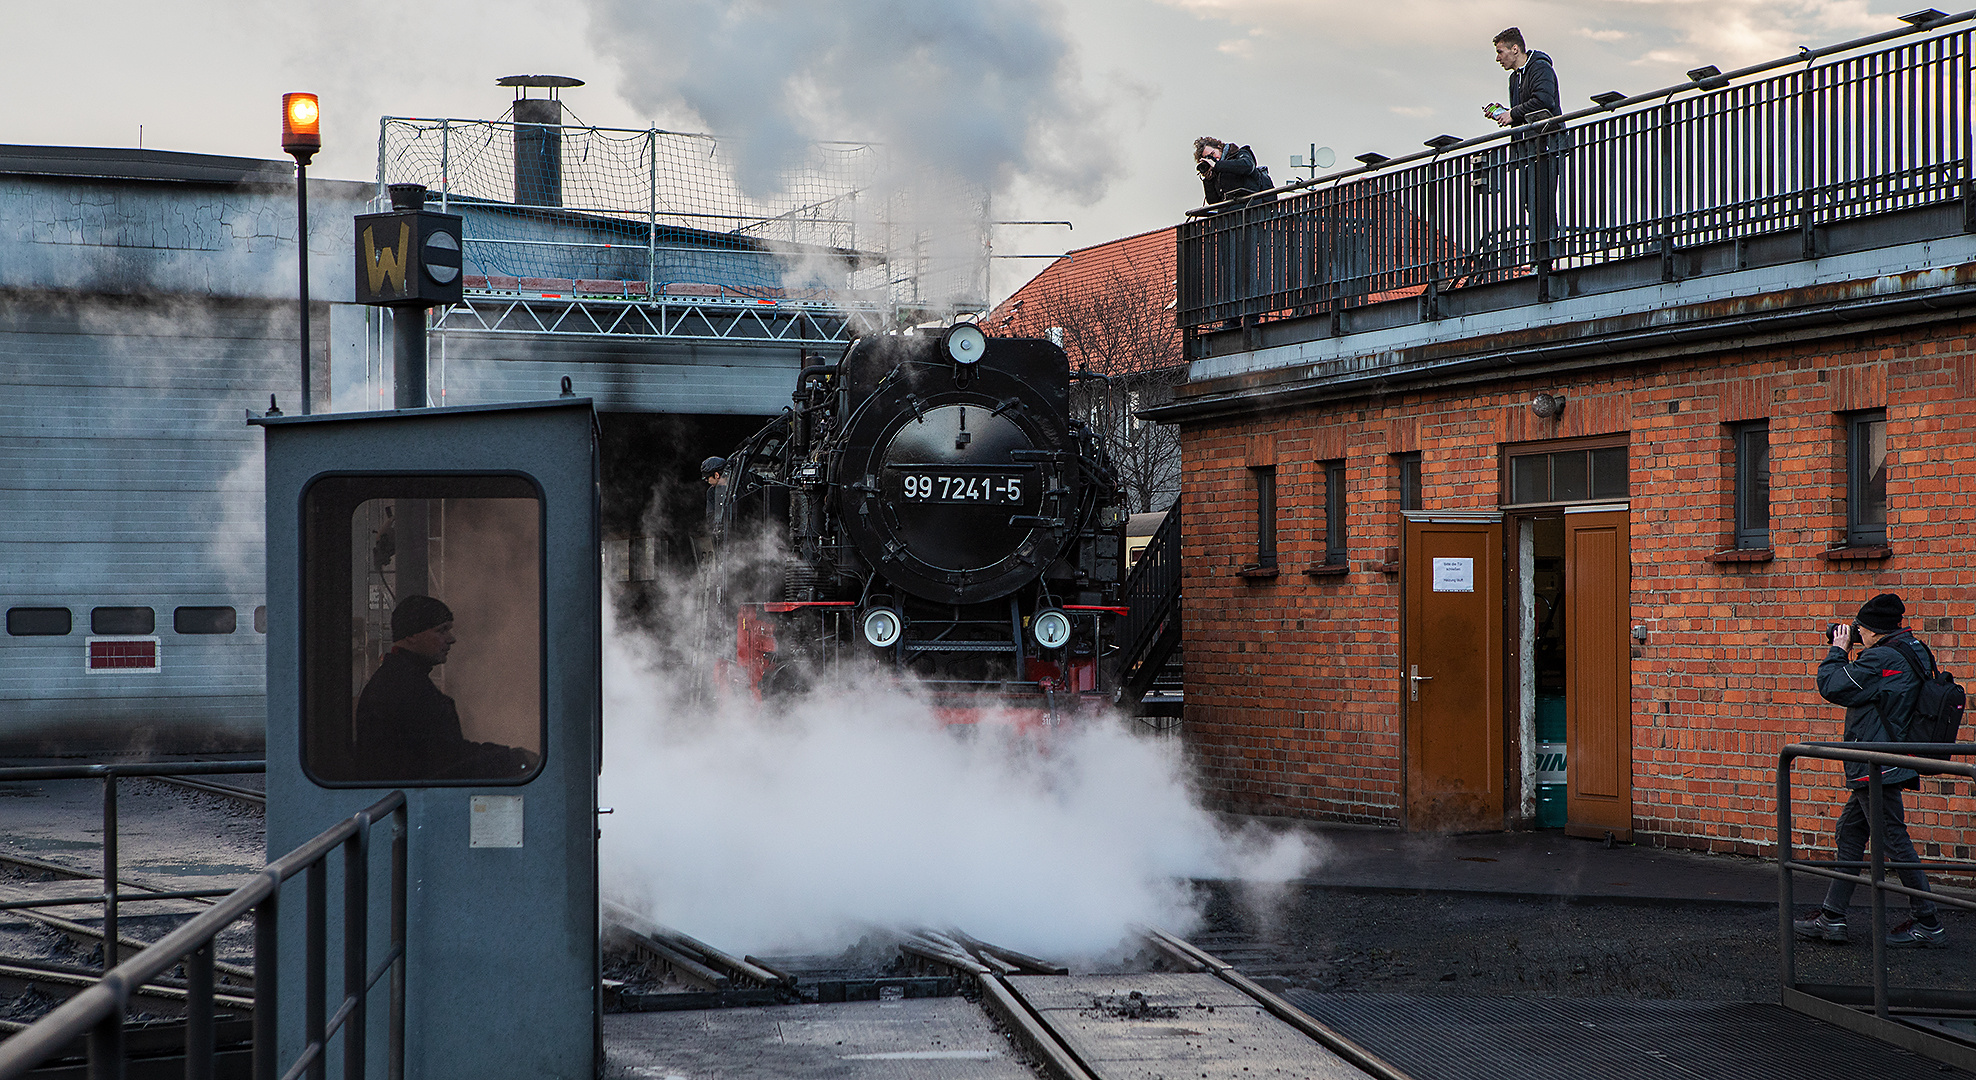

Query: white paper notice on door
[1432,557,1474,592]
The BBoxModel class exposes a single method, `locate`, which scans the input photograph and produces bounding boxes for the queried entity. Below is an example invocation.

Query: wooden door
[1402,516,1504,831]
[1564,509,1632,840]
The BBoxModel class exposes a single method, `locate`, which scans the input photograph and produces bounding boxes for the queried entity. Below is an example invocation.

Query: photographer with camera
[1193,137,1270,207]
[1794,593,1946,948]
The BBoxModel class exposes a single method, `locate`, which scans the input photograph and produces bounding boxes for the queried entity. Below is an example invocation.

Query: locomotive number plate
[900,473,1024,503]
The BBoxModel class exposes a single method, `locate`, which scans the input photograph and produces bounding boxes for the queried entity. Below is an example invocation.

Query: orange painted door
[1564,509,1633,840]
[1402,517,1504,831]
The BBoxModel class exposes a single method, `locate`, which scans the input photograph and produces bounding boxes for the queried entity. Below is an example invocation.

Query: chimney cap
[498,75,584,89]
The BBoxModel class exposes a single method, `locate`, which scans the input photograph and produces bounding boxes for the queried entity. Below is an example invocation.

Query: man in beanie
[354,595,532,780]
[1795,592,1946,947]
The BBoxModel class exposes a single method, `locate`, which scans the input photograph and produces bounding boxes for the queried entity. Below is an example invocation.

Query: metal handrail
[1115,503,1182,704]
[0,790,408,1080]
[1178,11,1976,330]
[1778,742,1976,1025]
[0,761,266,971]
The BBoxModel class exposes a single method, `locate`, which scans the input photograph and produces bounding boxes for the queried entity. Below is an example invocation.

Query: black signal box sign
[354,209,464,308]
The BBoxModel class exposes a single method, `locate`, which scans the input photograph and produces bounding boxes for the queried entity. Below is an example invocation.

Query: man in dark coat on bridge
[1193,137,1270,206]
[1489,27,1560,127]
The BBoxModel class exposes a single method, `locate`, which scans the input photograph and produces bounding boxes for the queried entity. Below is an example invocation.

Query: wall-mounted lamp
[1531,392,1567,418]
[1632,625,1650,644]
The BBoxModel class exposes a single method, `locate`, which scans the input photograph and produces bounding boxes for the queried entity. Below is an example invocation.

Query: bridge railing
[1777,741,1976,1072]
[0,790,408,1080]
[1179,12,1975,331]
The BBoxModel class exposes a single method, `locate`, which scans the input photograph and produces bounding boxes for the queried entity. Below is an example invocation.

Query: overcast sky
[5,0,1917,301]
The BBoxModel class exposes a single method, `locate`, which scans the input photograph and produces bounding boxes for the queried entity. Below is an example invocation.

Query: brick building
[1144,19,1976,856]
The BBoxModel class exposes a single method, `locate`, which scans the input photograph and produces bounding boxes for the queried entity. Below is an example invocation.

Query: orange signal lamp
[282,92,321,163]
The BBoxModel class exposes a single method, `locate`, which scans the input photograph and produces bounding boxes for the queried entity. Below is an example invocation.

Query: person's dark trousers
[1821,784,1939,923]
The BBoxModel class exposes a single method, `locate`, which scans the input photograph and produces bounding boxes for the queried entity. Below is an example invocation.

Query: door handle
[1409,664,1434,702]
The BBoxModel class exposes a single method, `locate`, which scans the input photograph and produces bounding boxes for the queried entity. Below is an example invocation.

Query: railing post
[1867,771,1888,1019]
[1777,750,1797,994]
[102,770,118,972]
[187,943,215,1080]
[1800,64,1820,259]
[87,1007,124,1080]
[253,892,278,1080]
[389,807,407,1080]
[343,820,370,1080]
[647,129,658,298]
[307,862,327,1080]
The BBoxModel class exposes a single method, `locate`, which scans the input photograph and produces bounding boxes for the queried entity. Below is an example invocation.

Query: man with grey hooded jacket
[1794,592,1946,948]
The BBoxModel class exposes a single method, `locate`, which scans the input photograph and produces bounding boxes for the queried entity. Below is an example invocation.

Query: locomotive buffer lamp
[281,93,320,414]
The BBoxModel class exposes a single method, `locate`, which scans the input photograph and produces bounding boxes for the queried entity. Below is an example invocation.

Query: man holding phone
[1794,593,1946,947]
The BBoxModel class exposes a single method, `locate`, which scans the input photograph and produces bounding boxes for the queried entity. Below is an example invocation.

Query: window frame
[1731,421,1770,550]
[7,607,73,636]
[1322,459,1348,565]
[1395,452,1422,513]
[1845,410,1888,548]
[1499,433,1631,509]
[1251,465,1278,570]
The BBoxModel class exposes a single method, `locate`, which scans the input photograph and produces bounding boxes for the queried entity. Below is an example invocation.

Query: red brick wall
[1179,320,1976,856]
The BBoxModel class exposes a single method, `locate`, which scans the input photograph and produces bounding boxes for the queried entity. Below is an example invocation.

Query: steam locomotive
[709,325,1130,721]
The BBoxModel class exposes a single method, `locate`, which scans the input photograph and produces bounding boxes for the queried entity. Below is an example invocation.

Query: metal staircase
[1115,502,1183,722]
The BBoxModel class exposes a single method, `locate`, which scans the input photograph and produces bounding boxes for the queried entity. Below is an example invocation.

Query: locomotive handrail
[0,790,409,1080]
[1777,741,1976,1071]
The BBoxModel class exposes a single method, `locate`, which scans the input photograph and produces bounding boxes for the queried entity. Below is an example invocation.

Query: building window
[254,606,268,634]
[1732,422,1770,549]
[1322,459,1347,565]
[174,606,238,635]
[1252,466,1278,569]
[1507,444,1628,506]
[1396,452,1422,512]
[7,607,72,636]
[91,607,155,635]
[1846,410,1887,547]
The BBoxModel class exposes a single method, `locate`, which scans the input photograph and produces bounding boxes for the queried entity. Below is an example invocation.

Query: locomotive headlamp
[862,607,903,648]
[1032,608,1072,650]
[281,93,321,162]
[943,323,987,366]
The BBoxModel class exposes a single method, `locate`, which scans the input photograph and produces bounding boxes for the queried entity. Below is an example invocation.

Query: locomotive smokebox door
[258,400,600,1079]
[354,207,464,307]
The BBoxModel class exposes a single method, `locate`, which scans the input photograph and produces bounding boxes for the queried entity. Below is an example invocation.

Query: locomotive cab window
[302,474,543,786]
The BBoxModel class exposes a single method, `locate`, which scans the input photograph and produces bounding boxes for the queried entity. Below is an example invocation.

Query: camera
[1196,159,1215,178]
[1826,622,1863,646]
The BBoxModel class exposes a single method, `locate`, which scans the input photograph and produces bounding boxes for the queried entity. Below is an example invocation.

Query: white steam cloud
[585,0,1118,202]
[597,566,1314,959]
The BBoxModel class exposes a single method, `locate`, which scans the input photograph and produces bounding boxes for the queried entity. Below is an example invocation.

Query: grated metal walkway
[1282,992,1974,1080]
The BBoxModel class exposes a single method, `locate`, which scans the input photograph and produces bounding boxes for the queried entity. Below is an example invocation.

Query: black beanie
[391,595,453,641]
[1856,593,1906,633]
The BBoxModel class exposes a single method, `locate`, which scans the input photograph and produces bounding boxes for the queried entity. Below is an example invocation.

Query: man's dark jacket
[1202,144,1266,204]
[355,648,528,780]
[1508,51,1561,125]
[1817,628,1935,788]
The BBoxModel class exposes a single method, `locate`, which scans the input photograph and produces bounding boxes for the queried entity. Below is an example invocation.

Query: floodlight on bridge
[1590,91,1627,108]
[1423,135,1463,152]
[1900,9,1948,26]
[1686,65,1729,89]
[1354,152,1390,167]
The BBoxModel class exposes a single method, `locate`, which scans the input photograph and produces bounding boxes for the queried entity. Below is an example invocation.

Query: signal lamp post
[281,93,321,414]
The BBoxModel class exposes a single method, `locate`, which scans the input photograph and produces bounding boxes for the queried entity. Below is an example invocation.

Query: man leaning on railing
[1794,593,1947,948]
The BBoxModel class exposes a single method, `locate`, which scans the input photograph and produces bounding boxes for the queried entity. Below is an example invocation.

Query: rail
[0,761,267,971]
[0,790,408,1080]
[1177,10,1975,331]
[1115,502,1182,713]
[1777,741,1976,1071]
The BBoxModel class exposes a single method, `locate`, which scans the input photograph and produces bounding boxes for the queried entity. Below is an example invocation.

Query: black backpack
[1887,638,1968,758]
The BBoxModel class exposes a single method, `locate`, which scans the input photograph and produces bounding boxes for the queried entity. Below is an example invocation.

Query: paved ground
[1189,818,1974,1003]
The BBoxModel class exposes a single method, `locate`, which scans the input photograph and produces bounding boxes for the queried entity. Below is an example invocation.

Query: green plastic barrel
[1536,694,1567,828]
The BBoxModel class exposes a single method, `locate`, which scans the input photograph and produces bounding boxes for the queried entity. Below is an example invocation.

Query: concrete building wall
[1179,318,1976,856]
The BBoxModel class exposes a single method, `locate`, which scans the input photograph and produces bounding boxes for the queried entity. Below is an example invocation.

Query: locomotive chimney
[499,75,584,208]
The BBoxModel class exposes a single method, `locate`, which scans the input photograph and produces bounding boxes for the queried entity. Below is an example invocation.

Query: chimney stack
[498,75,584,208]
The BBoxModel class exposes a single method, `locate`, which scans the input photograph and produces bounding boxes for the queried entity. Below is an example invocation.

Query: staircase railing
[1115,503,1183,710]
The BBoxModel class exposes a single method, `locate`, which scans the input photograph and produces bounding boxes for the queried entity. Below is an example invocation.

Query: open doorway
[1518,516,1568,829]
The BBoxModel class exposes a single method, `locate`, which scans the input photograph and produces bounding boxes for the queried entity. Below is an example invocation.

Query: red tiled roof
[987,225,1180,377]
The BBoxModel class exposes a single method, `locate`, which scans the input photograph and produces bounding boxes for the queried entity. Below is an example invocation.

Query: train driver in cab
[354,595,535,781]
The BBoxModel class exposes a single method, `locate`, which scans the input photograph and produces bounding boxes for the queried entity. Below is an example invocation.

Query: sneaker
[1886,920,1948,949]
[1793,910,1849,943]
